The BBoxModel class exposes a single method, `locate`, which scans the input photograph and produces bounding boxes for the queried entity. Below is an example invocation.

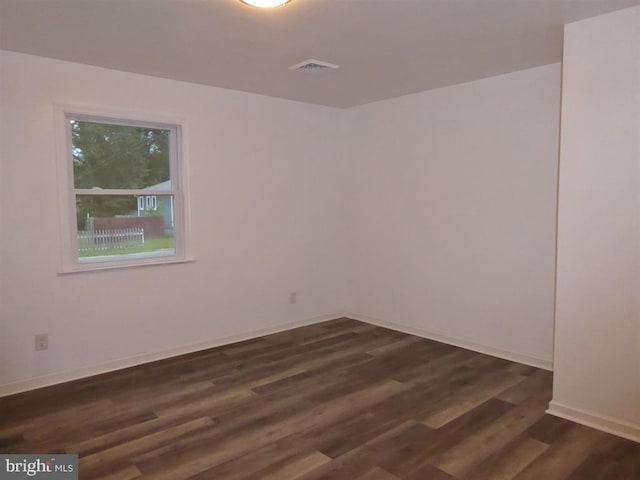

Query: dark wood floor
[1,318,638,480]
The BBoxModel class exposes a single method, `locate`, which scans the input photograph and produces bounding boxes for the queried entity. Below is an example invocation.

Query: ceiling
[0,0,637,108]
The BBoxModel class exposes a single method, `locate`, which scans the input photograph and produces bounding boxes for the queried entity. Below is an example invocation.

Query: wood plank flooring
[1,318,638,479]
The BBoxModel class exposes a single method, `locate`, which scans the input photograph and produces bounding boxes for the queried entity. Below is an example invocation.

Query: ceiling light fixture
[239,0,292,7]
[289,59,339,73]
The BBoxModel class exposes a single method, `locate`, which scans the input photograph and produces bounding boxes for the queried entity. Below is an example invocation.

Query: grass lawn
[78,236,175,257]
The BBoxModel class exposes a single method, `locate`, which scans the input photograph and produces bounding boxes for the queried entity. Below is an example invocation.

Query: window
[56,106,191,272]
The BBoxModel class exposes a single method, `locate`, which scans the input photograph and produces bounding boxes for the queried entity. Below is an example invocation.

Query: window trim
[55,104,193,273]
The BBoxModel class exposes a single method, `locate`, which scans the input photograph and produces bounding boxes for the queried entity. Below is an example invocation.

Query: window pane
[76,194,175,263]
[71,120,171,190]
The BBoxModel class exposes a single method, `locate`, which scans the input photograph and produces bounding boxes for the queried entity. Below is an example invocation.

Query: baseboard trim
[547,400,640,443]
[0,311,554,397]
[346,312,553,371]
[0,313,344,398]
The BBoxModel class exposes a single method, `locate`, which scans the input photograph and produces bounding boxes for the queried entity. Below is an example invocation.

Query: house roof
[145,181,171,191]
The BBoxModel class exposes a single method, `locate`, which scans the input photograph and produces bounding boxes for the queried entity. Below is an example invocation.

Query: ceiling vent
[288,59,339,73]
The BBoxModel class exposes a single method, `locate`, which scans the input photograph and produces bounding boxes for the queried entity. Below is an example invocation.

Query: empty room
[0,0,638,479]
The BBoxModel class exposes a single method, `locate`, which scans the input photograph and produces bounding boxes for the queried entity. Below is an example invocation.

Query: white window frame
[55,104,193,273]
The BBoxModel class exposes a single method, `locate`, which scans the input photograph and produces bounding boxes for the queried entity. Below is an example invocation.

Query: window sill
[59,256,196,274]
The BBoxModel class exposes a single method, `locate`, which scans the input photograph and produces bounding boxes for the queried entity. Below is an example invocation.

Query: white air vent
[288,59,339,73]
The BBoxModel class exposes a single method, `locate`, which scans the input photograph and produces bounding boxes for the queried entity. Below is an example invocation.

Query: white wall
[550,6,640,441]
[0,51,351,393]
[346,64,561,368]
[0,52,564,394]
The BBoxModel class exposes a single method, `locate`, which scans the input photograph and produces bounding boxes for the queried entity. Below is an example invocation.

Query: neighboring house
[138,180,175,233]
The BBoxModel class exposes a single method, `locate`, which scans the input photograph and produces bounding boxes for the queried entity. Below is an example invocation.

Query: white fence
[78,228,145,254]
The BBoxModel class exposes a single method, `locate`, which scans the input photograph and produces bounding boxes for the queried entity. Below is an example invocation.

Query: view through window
[68,117,180,265]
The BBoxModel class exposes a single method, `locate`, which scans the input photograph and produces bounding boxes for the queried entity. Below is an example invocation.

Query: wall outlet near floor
[35,333,48,351]
[289,291,297,304]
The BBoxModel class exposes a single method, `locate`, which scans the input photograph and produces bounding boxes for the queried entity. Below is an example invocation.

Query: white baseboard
[345,312,554,371]
[6,310,637,445]
[547,401,640,443]
[0,311,554,398]
[0,313,344,398]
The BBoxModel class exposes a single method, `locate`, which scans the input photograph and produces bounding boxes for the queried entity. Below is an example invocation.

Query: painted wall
[0,52,564,393]
[550,6,640,440]
[0,51,351,392]
[346,64,561,368]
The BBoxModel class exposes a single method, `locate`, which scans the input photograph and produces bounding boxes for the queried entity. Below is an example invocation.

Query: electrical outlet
[289,291,297,304]
[35,333,48,351]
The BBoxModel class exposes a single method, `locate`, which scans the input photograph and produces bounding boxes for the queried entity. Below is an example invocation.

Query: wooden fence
[78,228,145,254]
